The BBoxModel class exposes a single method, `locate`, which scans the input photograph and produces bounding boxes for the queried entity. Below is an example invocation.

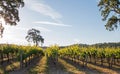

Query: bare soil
[3,57,120,74]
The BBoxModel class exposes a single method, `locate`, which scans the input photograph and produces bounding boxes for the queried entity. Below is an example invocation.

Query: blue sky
[0,0,120,46]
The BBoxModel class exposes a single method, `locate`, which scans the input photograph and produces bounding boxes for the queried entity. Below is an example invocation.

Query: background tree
[26,28,44,47]
[98,0,120,31]
[0,23,4,37]
[0,0,24,37]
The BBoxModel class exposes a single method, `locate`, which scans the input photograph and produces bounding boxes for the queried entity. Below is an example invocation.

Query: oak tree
[26,28,44,47]
[98,0,120,31]
[0,0,24,37]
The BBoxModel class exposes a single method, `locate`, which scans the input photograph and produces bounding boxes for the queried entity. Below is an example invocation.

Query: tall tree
[0,0,24,37]
[26,28,44,47]
[98,0,120,31]
[0,23,4,37]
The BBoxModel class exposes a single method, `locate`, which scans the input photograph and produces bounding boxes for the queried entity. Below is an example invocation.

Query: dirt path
[28,57,90,74]
[46,58,101,74]
[58,58,85,74]
[46,58,72,74]
[59,58,106,74]
[9,56,43,74]
[62,57,120,74]
[9,57,72,74]
[28,56,47,74]
[8,57,120,74]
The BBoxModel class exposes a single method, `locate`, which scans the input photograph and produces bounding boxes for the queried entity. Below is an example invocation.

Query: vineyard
[0,44,44,74]
[0,44,120,74]
[59,45,120,68]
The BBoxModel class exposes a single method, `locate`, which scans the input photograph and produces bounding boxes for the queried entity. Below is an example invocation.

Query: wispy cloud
[34,21,72,27]
[4,25,27,31]
[34,26,51,32]
[4,24,50,33]
[25,0,62,21]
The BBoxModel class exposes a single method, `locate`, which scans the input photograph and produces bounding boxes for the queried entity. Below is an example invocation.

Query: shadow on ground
[46,58,74,74]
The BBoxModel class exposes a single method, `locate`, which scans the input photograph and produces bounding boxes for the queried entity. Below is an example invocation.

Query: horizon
[0,0,120,46]
[0,41,120,47]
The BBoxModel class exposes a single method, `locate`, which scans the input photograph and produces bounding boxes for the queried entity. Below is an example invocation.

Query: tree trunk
[20,52,23,69]
[85,55,88,67]
[94,55,96,64]
[89,55,92,63]
[35,41,38,46]
[7,53,9,62]
[0,53,3,65]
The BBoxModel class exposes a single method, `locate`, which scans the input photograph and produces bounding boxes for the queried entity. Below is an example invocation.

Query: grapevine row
[0,44,44,68]
[45,45,59,64]
[59,45,120,68]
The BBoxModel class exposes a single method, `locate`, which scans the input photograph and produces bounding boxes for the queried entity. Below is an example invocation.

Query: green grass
[29,57,47,74]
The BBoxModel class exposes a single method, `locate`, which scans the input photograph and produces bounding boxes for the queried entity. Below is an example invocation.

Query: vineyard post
[0,52,3,65]
[85,54,88,67]
[20,50,23,69]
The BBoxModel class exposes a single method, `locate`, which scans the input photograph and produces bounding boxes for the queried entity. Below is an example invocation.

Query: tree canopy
[0,0,24,37]
[26,28,44,47]
[98,0,120,31]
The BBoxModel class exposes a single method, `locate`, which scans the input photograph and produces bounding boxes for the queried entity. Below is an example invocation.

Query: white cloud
[0,36,28,45]
[34,21,72,27]
[24,0,71,28]
[74,39,80,43]
[4,24,51,32]
[33,26,51,32]
[25,0,62,21]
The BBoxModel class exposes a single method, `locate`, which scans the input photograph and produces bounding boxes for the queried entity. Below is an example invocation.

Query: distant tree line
[71,42,120,48]
[91,42,120,48]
